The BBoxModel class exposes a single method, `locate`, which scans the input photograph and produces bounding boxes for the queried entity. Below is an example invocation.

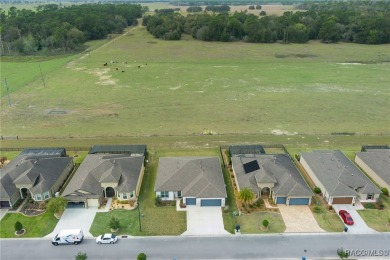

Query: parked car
[96,233,118,244]
[339,210,354,225]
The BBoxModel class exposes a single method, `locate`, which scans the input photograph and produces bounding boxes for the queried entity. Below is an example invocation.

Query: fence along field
[1,24,389,139]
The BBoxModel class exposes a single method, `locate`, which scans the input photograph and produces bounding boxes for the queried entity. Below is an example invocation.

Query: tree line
[144,1,390,44]
[0,4,144,55]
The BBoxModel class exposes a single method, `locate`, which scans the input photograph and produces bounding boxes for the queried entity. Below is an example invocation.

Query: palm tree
[238,188,255,209]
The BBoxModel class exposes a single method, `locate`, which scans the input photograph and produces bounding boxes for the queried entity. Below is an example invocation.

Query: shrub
[314,187,322,194]
[363,203,376,209]
[155,196,162,206]
[15,221,23,232]
[256,5,262,10]
[248,5,255,10]
[75,252,87,260]
[313,206,322,213]
[260,11,267,16]
[328,205,333,211]
[109,217,120,230]
[262,219,269,227]
[137,253,147,260]
[381,188,389,196]
[255,199,264,207]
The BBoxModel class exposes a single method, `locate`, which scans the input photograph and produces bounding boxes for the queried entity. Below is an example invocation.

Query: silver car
[96,233,118,244]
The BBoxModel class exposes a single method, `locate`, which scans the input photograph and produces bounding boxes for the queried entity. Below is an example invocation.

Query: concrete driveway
[278,205,325,233]
[332,204,378,234]
[44,208,99,239]
[181,206,230,236]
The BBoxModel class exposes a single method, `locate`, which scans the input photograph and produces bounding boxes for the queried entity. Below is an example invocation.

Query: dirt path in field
[79,25,139,60]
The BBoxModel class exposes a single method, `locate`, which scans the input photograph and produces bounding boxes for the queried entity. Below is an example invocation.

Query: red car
[339,210,354,225]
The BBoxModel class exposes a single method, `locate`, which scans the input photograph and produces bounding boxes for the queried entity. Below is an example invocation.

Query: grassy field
[0,212,59,238]
[1,24,389,139]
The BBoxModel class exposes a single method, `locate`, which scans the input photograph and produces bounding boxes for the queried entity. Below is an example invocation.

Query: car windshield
[111,234,116,238]
[347,217,353,221]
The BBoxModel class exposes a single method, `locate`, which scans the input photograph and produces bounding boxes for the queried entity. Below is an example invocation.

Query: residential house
[62,145,145,208]
[154,157,227,207]
[300,150,382,205]
[0,148,73,208]
[231,154,313,205]
[355,146,390,191]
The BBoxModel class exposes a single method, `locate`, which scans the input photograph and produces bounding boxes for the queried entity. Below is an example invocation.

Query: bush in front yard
[109,217,120,230]
[137,253,146,260]
[313,206,322,213]
[155,196,162,206]
[363,203,376,209]
[262,219,269,228]
[14,221,23,233]
[314,187,322,194]
[381,188,389,196]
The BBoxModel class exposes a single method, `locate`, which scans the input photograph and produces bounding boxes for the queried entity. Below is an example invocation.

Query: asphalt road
[1,233,390,260]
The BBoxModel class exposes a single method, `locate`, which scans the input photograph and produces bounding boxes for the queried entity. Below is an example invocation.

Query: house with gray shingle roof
[231,154,313,205]
[62,154,145,208]
[300,150,382,205]
[355,148,390,191]
[0,150,73,208]
[154,157,227,207]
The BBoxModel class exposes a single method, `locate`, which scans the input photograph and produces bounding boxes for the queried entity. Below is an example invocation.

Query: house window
[160,191,169,198]
[44,191,50,200]
[123,193,128,200]
[177,191,182,198]
[36,194,42,201]
[366,194,374,200]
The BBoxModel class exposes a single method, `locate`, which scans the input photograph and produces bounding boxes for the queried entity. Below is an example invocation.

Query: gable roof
[0,155,73,198]
[154,157,227,198]
[356,150,390,187]
[89,145,146,156]
[62,154,144,199]
[231,154,312,197]
[301,150,382,196]
[229,145,265,156]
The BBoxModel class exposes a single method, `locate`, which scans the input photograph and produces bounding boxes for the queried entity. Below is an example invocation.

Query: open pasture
[1,25,389,139]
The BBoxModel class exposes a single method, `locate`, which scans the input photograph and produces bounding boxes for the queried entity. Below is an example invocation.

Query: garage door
[0,201,11,208]
[185,198,196,205]
[332,197,353,204]
[276,197,287,204]
[201,199,221,207]
[67,201,85,208]
[289,198,310,205]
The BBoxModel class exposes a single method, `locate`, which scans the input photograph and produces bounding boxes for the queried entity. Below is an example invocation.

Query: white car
[96,233,118,244]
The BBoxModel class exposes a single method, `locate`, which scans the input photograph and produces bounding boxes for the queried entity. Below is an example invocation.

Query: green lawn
[312,209,344,232]
[0,212,59,238]
[236,212,286,233]
[358,195,390,232]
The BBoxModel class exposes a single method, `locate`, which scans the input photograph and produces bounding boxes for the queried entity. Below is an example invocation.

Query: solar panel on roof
[243,160,260,174]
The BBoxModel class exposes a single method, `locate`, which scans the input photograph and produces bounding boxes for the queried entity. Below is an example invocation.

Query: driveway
[181,206,230,236]
[278,205,325,233]
[44,207,99,239]
[332,204,378,234]
[0,209,9,220]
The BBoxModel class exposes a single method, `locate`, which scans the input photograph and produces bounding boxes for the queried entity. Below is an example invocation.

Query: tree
[137,253,147,260]
[75,252,87,260]
[46,197,68,216]
[262,219,269,228]
[109,217,120,230]
[337,247,349,260]
[238,188,255,209]
[14,221,23,233]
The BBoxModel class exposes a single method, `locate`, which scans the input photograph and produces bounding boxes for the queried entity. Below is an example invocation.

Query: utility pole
[39,64,46,88]
[137,201,142,232]
[4,78,11,107]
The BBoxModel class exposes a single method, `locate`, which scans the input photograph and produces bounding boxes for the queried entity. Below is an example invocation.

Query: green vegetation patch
[358,195,390,232]
[313,210,344,232]
[0,212,59,238]
[236,212,286,233]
